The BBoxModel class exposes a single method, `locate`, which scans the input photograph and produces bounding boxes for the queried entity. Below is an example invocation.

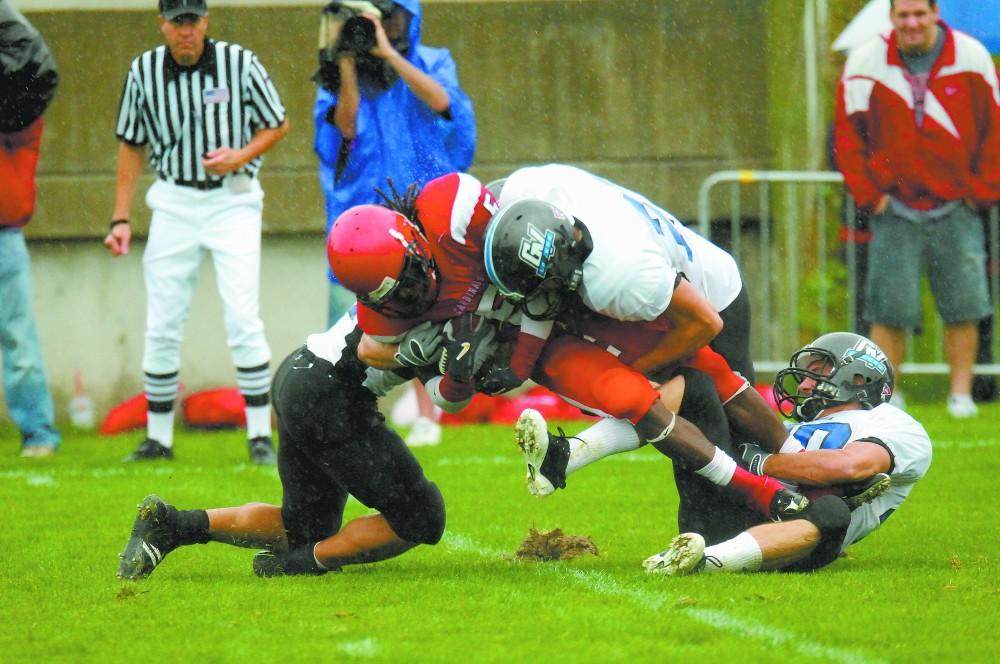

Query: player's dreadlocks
[374,178,423,233]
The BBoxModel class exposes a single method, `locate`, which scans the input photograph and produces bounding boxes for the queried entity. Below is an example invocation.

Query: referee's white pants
[141,179,271,376]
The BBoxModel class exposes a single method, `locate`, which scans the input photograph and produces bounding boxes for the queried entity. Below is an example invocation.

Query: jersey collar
[164,38,217,82]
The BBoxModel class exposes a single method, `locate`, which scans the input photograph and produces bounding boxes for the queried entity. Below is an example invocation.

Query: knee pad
[803,494,852,539]
[384,480,446,545]
[591,367,658,423]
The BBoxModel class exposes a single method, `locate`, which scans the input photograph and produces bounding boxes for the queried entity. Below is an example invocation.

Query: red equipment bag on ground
[182,388,246,429]
[99,392,147,436]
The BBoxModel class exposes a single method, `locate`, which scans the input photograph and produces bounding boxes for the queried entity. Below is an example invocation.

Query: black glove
[477,366,523,396]
[438,313,496,384]
[738,442,771,476]
[393,321,445,368]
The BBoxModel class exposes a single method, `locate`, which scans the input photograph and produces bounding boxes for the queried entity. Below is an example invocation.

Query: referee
[104,0,289,464]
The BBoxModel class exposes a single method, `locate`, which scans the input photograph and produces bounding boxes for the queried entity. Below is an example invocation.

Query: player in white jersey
[483,164,799,495]
[495,163,743,323]
[644,332,932,575]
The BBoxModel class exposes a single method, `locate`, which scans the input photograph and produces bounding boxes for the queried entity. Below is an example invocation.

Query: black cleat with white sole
[515,409,571,497]
[252,547,333,578]
[769,488,811,522]
[841,472,892,510]
[117,495,180,580]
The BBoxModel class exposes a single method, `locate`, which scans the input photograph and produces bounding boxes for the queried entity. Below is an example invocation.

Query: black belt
[160,176,225,190]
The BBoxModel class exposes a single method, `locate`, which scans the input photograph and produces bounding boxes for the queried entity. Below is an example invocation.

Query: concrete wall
[5,1,775,425]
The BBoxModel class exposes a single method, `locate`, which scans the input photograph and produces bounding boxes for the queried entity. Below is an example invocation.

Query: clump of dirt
[515,527,600,561]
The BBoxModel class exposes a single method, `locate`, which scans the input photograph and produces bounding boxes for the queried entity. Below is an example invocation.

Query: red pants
[0,118,43,227]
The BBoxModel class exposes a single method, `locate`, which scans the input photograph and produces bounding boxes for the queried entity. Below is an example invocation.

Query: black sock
[174,509,211,545]
[285,544,327,574]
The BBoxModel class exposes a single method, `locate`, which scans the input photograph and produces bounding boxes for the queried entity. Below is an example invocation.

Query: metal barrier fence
[696,170,1000,375]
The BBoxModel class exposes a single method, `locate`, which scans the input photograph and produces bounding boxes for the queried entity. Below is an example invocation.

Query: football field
[2,404,997,663]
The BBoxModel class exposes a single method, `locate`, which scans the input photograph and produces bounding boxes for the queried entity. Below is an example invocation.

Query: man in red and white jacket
[833,0,1000,419]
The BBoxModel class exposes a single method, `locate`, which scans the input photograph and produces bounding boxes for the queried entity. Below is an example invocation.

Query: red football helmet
[327,204,440,318]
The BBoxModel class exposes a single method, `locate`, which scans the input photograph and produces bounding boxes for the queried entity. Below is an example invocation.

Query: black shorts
[711,285,755,384]
[271,347,438,548]
[672,368,760,545]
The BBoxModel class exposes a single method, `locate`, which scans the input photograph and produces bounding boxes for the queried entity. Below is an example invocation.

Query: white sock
[245,404,272,439]
[565,418,642,475]
[147,410,175,448]
[702,532,763,573]
[779,434,805,454]
[694,447,737,486]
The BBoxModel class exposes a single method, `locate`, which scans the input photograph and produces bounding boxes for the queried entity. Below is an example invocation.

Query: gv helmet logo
[518,223,556,277]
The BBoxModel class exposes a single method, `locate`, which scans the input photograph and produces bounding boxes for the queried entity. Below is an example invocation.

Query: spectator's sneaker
[947,394,978,419]
[841,472,892,510]
[252,547,333,578]
[117,495,179,580]
[769,488,811,522]
[406,416,442,447]
[643,533,707,576]
[515,408,571,497]
[123,438,173,462]
[20,444,57,458]
[248,436,277,465]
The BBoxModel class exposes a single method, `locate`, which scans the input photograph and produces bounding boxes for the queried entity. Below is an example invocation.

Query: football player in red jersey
[328,173,811,522]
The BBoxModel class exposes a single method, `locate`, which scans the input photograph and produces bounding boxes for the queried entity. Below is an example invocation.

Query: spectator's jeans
[0,227,60,448]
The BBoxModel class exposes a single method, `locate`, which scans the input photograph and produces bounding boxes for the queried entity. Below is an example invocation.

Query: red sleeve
[508,332,546,380]
[415,172,498,252]
[833,77,883,210]
[682,346,749,404]
[969,68,1000,207]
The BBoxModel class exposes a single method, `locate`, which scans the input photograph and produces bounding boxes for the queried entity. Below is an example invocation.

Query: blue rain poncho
[314,0,476,249]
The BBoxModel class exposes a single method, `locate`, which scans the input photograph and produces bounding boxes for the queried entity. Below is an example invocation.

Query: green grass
[1,403,998,663]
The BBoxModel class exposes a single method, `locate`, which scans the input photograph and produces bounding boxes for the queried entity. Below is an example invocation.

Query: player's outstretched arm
[757,441,891,486]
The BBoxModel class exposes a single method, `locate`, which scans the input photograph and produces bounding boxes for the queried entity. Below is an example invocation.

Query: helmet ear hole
[484,198,590,318]
[327,204,440,318]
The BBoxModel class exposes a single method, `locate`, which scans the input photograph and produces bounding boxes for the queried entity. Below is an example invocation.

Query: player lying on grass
[328,183,810,522]
[603,332,930,574]
[117,308,452,579]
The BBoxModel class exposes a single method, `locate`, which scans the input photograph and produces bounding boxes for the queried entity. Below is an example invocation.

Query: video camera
[314,1,397,92]
[320,1,396,56]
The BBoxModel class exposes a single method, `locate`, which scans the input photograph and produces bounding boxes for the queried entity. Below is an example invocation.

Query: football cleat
[123,438,173,462]
[252,547,332,578]
[643,533,707,576]
[248,436,277,465]
[769,488,811,522]
[117,495,179,580]
[841,472,892,510]
[515,409,571,497]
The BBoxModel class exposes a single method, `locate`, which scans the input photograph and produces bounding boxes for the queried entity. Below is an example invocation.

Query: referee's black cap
[159,0,208,21]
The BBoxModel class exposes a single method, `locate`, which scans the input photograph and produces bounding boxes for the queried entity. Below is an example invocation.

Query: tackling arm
[630,279,722,375]
[358,333,403,369]
[760,441,891,486]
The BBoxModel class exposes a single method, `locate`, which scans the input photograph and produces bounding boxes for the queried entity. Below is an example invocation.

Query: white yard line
[443,532,886,664]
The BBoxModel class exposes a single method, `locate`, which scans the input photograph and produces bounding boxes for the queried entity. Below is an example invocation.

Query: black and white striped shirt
[115,38,285,184]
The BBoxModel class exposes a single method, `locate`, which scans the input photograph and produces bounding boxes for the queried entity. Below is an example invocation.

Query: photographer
[313,0,475,447]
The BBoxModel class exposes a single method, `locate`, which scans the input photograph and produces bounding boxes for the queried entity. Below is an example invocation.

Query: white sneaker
[406,416,441,447]
[889,390,907,411]
[947,394,978,419]
[643,533,707,576]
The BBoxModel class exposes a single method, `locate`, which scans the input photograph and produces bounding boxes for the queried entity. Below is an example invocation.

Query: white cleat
[643,533,707,576]
[406,416,442,447]
[516,408,555,497]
